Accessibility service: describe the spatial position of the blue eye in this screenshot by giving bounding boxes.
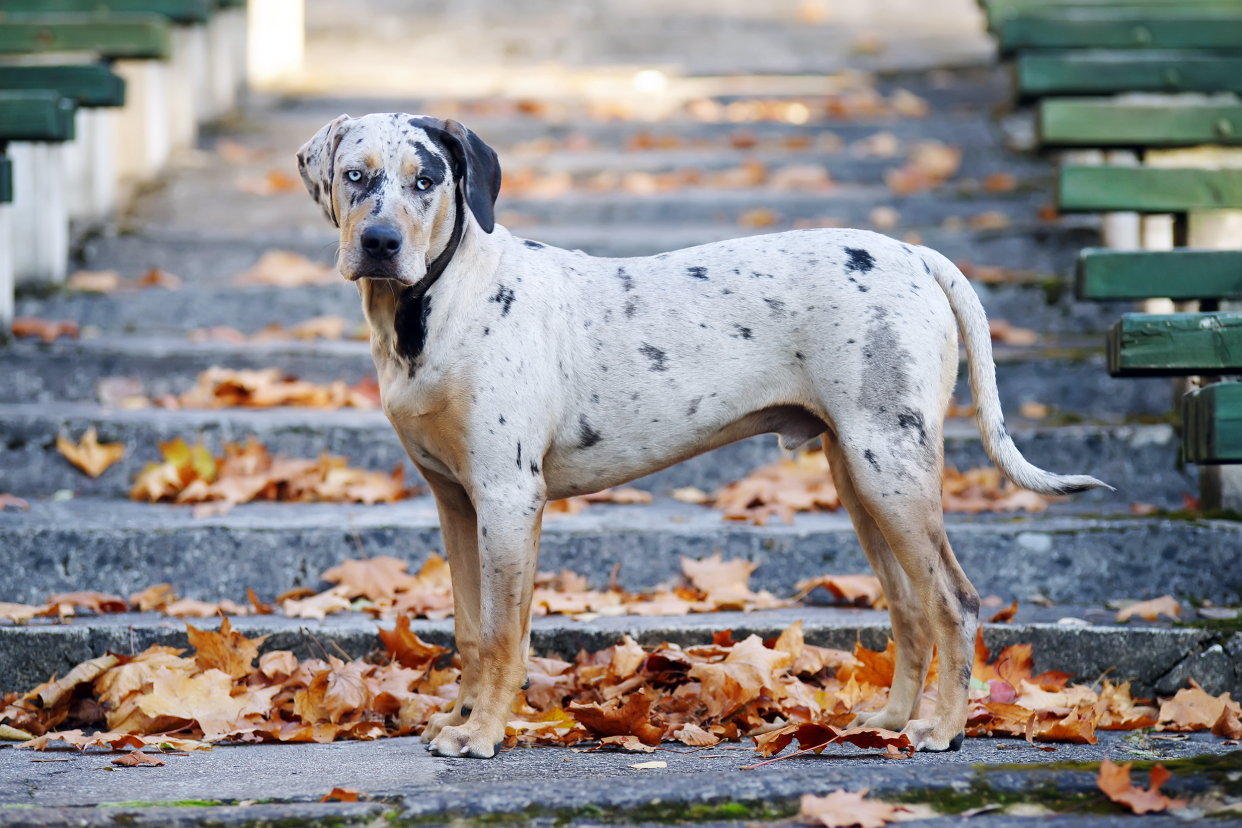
[416,177,433,191]
[346,170,362,182]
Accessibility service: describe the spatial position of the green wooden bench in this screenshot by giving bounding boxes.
[0,155,11,204]
[1039,97,1242,146]
[1185,382,1242,463]
[0,0,211,24]
[0,90,77,142]
[1058,165,1242,212]
[1077,249,1242,301]
[0,64,125,108]
[996,8,1242,55]
[1017,50,1242,98]
[0,13,172,60]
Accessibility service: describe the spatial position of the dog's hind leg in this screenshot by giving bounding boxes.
[419,467,484,745]
[822,431,933,732]
[828,426,980,752]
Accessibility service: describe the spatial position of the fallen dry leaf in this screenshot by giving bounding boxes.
[234,251,340,288]
[186,617,266,679]
[989,319,1039,347]
[1117,596,1181,623]
[799,788,911,827]
[794,575,885,609]
[172,367,378,411]
[10,317,79,343]
[56,428,125,478]
[1157,680,1241,732]
[111,748,166,767]
[1097,757,1184,814]
[989,600,1019,623]
[0,494,29,511]
[629,760,666,770]
[320,787,364,802]
[0,602,42,624]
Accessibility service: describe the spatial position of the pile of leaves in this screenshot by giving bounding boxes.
[67,268,182,293]
[669,450,1057,526]
[129,437,416,516]
[162,368,380,411]
[5,618,1239,756]
[188,315,367,344]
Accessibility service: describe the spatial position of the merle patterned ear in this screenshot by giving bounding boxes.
[408,116,502,234]
[296,114,351,226]
[441,119,501,234]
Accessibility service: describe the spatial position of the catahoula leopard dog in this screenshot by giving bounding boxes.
[297,113,1108,758]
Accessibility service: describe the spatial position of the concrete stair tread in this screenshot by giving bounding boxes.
[2,494,1237,610]
[0,602,1233,699]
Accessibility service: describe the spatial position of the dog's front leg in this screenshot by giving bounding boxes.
[419,467,483,745]
[426,492,542,759]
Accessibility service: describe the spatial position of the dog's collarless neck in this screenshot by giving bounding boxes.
[392,187,465,370]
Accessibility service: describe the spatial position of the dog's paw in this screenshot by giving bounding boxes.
[423,708,465,745]
[427,723,503,759]
[901,719,965,752]
[848,707,910,732]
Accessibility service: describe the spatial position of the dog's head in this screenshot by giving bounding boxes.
[296,113,501,287]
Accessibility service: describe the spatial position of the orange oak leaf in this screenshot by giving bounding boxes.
[320,788,364,802]
[378,615,450,669]
[56,428,125,478]
[569,691,664,746]
[1097,757,1184,814]
[800,788,911,828]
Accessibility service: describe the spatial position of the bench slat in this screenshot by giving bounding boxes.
[1184,382,1242,464]
[1077,249,1242,301]
[1018,51,1242,97]
[998,9,1242,54]
[0,90,76,141]
[1108,312,1242,376]
[1058,165,1242,211]
[0,155,11,204]
[0,14,171,60]
[0,64,124,108]
[0,1,211,24]
[1040,98,1242,146]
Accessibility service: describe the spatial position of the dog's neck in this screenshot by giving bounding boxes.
[359,189,493,378]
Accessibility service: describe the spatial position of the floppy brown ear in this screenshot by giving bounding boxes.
[296,114,351,227]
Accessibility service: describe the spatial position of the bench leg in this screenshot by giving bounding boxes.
[9,142,69,286]
[168,25,204,152]
[63,110,116,223]
[0,204,13,326]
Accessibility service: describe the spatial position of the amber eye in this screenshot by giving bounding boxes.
[346,170,363,182]
[415,177,433,191]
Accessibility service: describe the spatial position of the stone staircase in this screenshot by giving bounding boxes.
[3,56,1240,705]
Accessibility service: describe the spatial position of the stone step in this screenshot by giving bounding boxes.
[0,334,1174,419]
[1,496,1234,611]
[1,605,1234,700]
[0,732,1236,828]
[0,403,1191,503]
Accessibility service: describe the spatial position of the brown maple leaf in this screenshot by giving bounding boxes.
[320,787,364,802]
[794,574,885,608]
[111,748,166,767]
[1116,596,1180,623]
[569,691,664,746]
[56,428,125,478]
[296,659,374,724]
[186,617,267,679]
[11,317,79,343]
[129,584,176,612]
[988,600,1018,623]
[689,635,793,718]
[45,591,128,616]
[136,667,279,740]
[322,556,420,601]
[1097,756,1184,814]
[1157,680,1241,732]
[799,788,911,827]
[378,616,450,670]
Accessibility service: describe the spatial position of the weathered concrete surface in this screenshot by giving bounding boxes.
[1,607,1235,699]
[2,496,1238,608]
[0,404,1195,504]
[1,335,1174,419]
[0,732,1237,827]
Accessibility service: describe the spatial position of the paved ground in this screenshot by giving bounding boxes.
[2,732,1240,826]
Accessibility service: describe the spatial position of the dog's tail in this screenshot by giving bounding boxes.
[925,249,1112,496]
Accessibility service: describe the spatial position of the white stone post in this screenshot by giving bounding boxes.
[0,204,14,326]
[248,0,303,91]
[113,59,171,191]
[9,142,69,286]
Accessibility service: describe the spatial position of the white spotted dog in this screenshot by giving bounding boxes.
[297,113,1110,759]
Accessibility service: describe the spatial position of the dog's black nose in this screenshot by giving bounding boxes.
[361,225,402,259]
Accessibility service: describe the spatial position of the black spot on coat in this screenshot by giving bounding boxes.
[616,267,634,292]
[523,239,545,249]
[686,266,708,280]
[863,449,880,471]
[578,415,602,448]
[639,343,668,371]
[490,285,516,315]
[844,247,876,273]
